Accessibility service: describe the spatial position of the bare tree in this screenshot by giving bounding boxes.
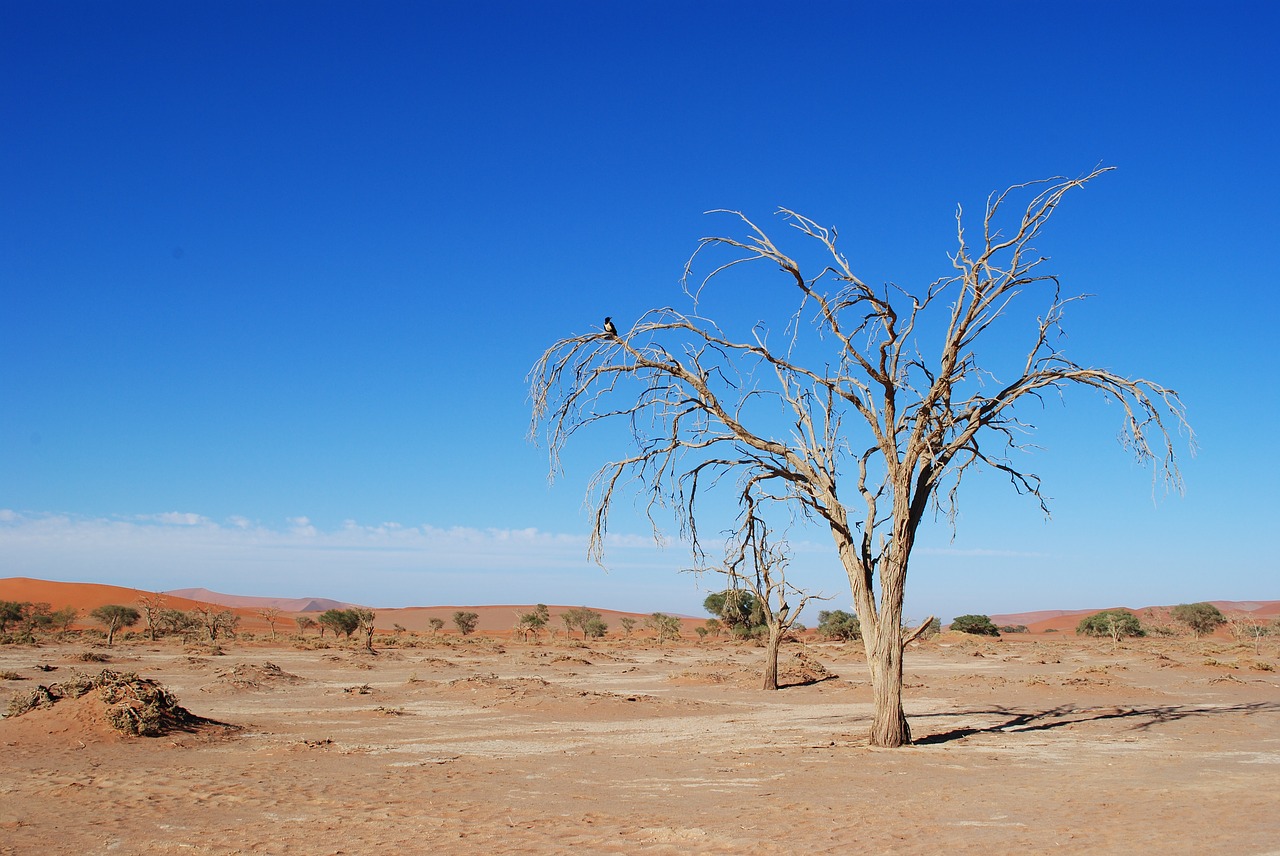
[257,607,283,641]
[530,168,1191,747]
[135,592,168,642]
[191,606,240,643]
[1226,612,1272,656]
[693,498,830,690]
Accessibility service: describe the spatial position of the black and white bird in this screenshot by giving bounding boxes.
[603,316,618,337]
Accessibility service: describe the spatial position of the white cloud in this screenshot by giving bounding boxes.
[139,511,210,526]
[0,510,687,608]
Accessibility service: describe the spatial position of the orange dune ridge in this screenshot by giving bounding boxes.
[7,577,1273,639]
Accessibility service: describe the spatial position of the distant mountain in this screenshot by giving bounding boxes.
[164,588,359,613]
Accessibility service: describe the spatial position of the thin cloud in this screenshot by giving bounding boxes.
[0,509,679,599]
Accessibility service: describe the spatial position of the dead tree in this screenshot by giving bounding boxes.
[529,168,1191,747]
[257,607,282,641]
[699,495,825,690]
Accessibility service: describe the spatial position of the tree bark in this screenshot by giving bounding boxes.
[866,628,910,746]
[762,624,783,691]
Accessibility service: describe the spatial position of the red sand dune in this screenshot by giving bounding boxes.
[0,578,703,637]
[164,587,356,614]
[6,577,1274,639]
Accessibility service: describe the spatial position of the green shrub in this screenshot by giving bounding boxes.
[816,610,861,641]
[949,615,1000,636]
[1171,602,1227,637]
[1076,610,1143,640]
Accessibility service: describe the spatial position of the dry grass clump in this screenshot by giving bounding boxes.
[6,668,206,736]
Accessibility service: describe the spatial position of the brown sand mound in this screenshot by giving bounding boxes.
[4,669,220,738]
[203,662,304,693]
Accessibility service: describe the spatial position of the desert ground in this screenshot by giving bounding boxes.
[2,630,1278,855]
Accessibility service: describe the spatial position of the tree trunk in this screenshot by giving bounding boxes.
[867,629,910,746]
[864,553,912,747]
[762,624,783,690]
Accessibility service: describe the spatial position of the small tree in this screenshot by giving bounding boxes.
[516,604,550,641]
[351,608,376,652]
[0,601,26,633]
[949,615,1000,637]
[14,602,53,639]
[428,617,445,635]
[1226,613,1273,656]
[157,608,200,640]
[1171,602,1226,638]
[49,605,79,633]
[90,605,141,647]
[645,613,681,644]
[192,607,240,642]
[257,607,283,641]
[562,606,606,641]
[695,503,828,690]
[1076,609,1143,647]
[295,616,318,636]
[619,616,637,638]
[703,590,759,633]
[135,593,168,641]
[817,610,862,641]
[318,609,360,639]
[453,611,479,636]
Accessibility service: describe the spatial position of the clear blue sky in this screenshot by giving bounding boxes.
[2,2,1276,622]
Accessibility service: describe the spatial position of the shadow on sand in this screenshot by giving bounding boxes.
[913,701,1280,745]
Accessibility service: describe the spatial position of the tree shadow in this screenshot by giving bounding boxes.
[779,673,841,689]
[913,701,1280,745]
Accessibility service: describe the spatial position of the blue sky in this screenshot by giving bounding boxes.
[2,2,1276,622]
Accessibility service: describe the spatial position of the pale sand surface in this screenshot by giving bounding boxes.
[3,635,1278,855]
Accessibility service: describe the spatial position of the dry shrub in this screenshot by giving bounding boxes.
[6,669,206,736]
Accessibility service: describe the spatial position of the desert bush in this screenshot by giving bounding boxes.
[1076,610,1143,641]
[1,670,26,680]
[318,609,361,639]
[703,590,760,632]
[949,615,1000,636]
[1171,602,1227,638]
[816,610,861,641]
[999,624,1029,634]
[452,611,479,636]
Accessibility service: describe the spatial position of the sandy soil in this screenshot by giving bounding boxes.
[2,634,1278,855]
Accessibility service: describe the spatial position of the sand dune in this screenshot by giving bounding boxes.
[5,577,1274,640]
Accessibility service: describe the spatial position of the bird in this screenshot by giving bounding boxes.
[603,316,618,337]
